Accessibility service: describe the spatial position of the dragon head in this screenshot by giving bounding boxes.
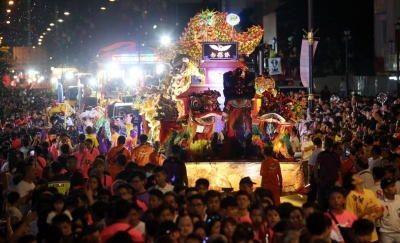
[189,89,221,126]
[154,96,179,121]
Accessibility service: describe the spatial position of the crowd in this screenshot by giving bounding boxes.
[0,83,400,243]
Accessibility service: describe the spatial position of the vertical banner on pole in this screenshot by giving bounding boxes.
[268,58,282,75]
[300,40,318,87]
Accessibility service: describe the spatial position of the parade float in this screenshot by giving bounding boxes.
[145,10,305,192]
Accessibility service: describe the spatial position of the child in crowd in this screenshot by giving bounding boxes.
[46,193,72,224]
[7,191,22,227]
[148,166,174,194]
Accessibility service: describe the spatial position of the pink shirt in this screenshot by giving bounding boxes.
[101,222,144,243]
[239,215,252,224]
[49,144,59,160]
[325,210,357,243]
[73,151,94,179]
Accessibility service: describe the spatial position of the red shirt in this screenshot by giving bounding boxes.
[73,151,94,179]
[36,157,47,177]
[260,157,282,189]
[12,139,21,149]
[101,223,144,243]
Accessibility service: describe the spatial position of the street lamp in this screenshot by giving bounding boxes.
[344,30,351,96]
[396,19,400,97]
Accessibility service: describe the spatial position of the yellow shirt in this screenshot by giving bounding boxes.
[85,134,99,148]
[345,189,382,242]
[111,133,120,147]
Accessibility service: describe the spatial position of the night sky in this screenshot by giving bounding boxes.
[0,0,375,75]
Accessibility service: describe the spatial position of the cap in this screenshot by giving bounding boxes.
[239,176,256,185]
[381,178,396,190]
[158,220,180,235]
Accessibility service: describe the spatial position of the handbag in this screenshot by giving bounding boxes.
[328,210,354,243]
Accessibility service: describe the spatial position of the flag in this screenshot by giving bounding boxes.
[300,39,318,88]
[268,58,282,75]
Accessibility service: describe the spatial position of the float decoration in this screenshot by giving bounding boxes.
[155,9,264,61]
[173,89,222,160]
[153,96,180,146]
[221,67,256,159]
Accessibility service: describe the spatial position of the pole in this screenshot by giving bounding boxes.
[397,27,400,97]
[345,36,349,96]
[308,0,314,110]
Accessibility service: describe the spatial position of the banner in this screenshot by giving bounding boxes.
[268,58,282,75]
[300,39,318,88]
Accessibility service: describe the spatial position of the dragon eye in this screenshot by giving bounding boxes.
[189,96,202,110]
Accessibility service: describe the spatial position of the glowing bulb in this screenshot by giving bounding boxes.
[49,23,54,26]
[100,7,106,10]
[40,35,43,38]
[6,9,11,13]
[47,28,51,31]
[58,19,63,22]
[8,1,13,5]
[64,12,70,16]
[6,20,10,24]
[153,25,157,29]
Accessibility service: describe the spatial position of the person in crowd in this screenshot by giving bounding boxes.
[220,196,238,220]
[106,136,131,180]
[85,126,99,148]
[148,166,174,194]
[314,137,341,210]
[351,219,375,243]
[16,164,36,215]
[149,141,165,166]
[110,125,120,148]
[187,194,207,222]
[355,156,374,189]
[86,138,100,159]
[73,141,94,179]
[307,137,323,202]
[131,134,153,166]
[260,146,282,205]
[378,177,400,242]
[342,171,383,242]
[162,145,188,186]
[100,199,144,242]
[195,178,209,196]
[370,166,384,198]
[131,170,149,206]
[7,191,22,227]
[239,176,256,197]
[92,158,113,190]
[235,190,252,224]
[325,187,357,242]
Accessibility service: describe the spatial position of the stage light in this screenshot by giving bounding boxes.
[109,0,115,1]
[47,28,51,31]
[100,7,106,10]
[43,32,46,35]
[40,36,43,38]
[160,36,171,45]
[64,12,70,16]
[156,64,164,74]
[130,67,142,78]
[65,72,74,80]
[8,1,13,5]
[38,43,42,45]
[6,9,11,13]
[153,25,157,29]
[6,21,10,24]
[51,77,58,83]
[107,64,121,77]
[38,38,42,41]
[58,19,63,23]
[90,79,97,86]
[49,23,54,26]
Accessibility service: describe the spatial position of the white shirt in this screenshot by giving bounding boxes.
[301,141,314,160]
[379,195,400,233]
[368,157,382,171]
[16,180,35,215]
[369,181,383,199]
[308,148,324,167]
[134,221,145,236]
[148,183,174,194]
[46,210,72,224]
[358,170,374,189]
